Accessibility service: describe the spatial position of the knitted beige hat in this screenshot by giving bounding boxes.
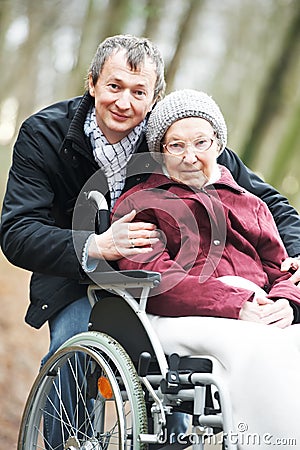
[146,89,227,160]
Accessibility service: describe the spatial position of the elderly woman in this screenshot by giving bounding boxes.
[112,89,300,449]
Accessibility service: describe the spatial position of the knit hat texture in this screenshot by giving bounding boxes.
[146,89,227,159]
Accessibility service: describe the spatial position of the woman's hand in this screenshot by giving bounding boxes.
[88,209,160,261]
[281,257,300,284]
[258,298,294,328]
[239,297,294,328]
[239,296,273,323]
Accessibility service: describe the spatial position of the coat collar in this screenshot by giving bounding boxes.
[67,92,93,146]
[59,92,95,163]
[135,166,246,228]
[141,165,245,195]
[208,166,245,193]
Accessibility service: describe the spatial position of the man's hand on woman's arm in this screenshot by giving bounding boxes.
[88,209,159,261]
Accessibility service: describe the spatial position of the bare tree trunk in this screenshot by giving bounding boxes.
[240,0,300,168]
[142,0,166,39]
[0,1,17,101]
[268,95,300,188]
[102,0,133,37]
[10,0,59,133]
[165,0,205,92]
[64,0,135,97]
[0,0,11,66]
[63,0,107,97]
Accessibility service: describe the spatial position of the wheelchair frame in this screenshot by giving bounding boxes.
[18,270,236,450]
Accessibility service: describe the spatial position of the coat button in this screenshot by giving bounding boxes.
[64,148,68,154]
[213,239,221,246]
[145,163,150,168]
[136,177,141,182]
[41,304,48,310]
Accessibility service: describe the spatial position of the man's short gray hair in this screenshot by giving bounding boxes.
[86,34,166,101]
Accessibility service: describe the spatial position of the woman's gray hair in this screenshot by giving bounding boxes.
[86,34,166,101]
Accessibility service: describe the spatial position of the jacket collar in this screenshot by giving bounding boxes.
[141,165,245,195]
[62,92,95,161]
[67,92,93,144]
[209,166,245,193]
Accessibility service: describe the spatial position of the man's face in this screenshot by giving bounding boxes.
[89,50,157,144]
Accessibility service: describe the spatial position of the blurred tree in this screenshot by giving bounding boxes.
[15,1,60,125]
[101,0,133,37]
[165,0,205,92]
[0,0,61,137]
[0,0,10,64]
[63,0,106,96]
[241,0,300,171]
[142,0,166,38]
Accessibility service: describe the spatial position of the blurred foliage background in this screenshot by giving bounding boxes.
[0,0,299,446]
[0,0,300,211]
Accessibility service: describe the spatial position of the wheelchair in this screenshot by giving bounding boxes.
[18,192,237,450]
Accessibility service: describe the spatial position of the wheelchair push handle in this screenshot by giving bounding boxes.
[87,190,108,210]
[87,190,110,234]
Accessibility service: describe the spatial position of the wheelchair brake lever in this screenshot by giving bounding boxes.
[138,352,151,377]
[139,376,170,445]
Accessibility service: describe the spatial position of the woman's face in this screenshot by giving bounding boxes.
[162,117,220,189]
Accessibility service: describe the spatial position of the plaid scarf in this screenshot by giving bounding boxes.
[84,107,146,208]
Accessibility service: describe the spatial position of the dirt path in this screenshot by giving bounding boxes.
[0,250,49,447]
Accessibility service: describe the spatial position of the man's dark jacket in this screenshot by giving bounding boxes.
[1,93,300,329]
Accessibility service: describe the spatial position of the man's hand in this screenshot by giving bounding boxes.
[239,297,294,328]
[89,209,160,261]
[281,257,300,284]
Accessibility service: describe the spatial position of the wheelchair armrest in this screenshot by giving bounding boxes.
[86,269,161,289]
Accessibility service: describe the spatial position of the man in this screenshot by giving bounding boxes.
[1,35,300,447]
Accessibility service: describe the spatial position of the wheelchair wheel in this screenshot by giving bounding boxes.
[18,331,148,450]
